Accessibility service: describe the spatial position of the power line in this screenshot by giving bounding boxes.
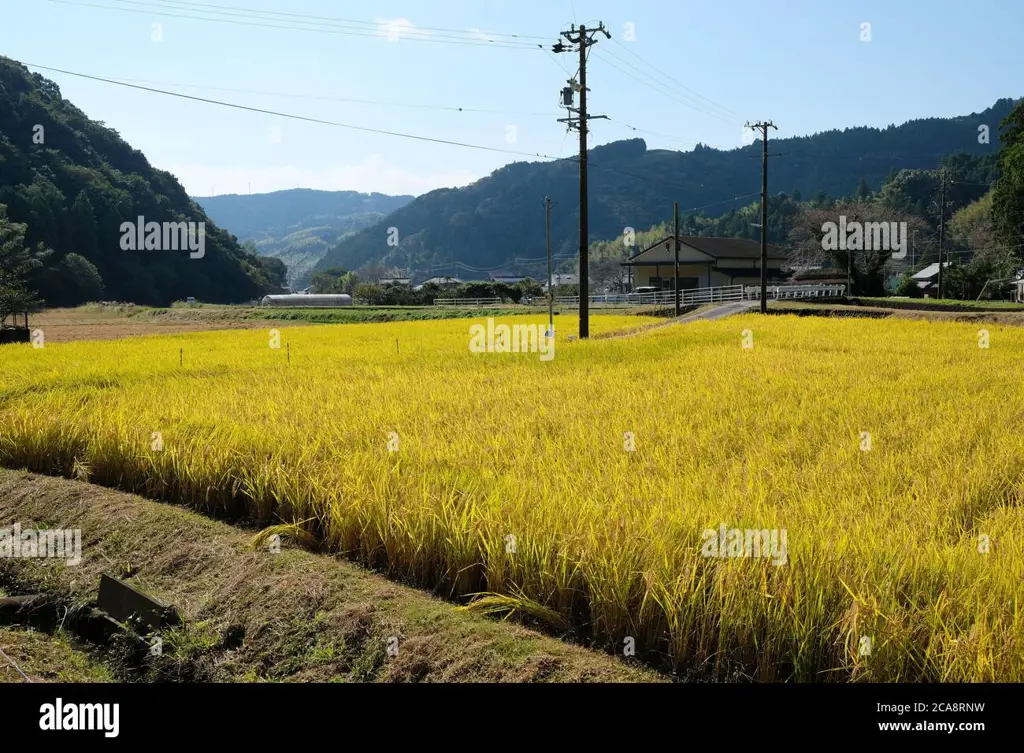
[46,0,545,49]
[592,47,743,126]
[24,63,563,160]
[142,0,552,41]
[610,37,747,122]
[45,71,562,118]
[37,63,762,220]
[604,117,694,146]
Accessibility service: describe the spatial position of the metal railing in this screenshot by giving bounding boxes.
[744,284,846,300]
[433,284,846,308]
[433,297,503,307]
[554,285,746,307]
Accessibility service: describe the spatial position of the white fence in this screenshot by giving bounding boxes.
[432,284,845,308]
[744,284,847,300]
[554,285,745,307]
[553,283,845,307]
[433,297,503,307]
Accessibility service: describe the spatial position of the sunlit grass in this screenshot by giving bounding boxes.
[1,312,1022,681]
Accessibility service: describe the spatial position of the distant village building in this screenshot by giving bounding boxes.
[621,236,788,291]
[414,276,462,291]
[544,273,579,290]
[378,277,412,286]
[489,272,528,285]
[1014,272,1024,303]
[910,262,950,297]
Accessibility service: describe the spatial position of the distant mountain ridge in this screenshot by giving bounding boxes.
[195,189,413,286]
[316,98,1015,278]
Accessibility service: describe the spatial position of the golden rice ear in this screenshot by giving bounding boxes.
[72,457,92,482]
[461,590,571,632]
[251,520,318,552]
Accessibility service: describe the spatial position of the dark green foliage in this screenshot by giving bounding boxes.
[0,203,48,318]
[992,99,1024,248]
[46,252,105,307]
[0,57,286,306]
[893,272,923,298]
[310,267,359,294]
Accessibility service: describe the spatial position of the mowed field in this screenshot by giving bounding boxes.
[2,312,1023,681]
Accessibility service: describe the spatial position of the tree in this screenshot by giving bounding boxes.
[310,267,359,294]
[950,192,996,253]
[47,253,105,307]
[854,176,872,201]
[69,190,99,259]
[0,204,50,319]
[514,277,544,299]
[991,99,1024,252]
[788,200,929,295]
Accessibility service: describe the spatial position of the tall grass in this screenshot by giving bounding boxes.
[1,313,1022,680]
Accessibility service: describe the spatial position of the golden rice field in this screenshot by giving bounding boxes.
[1,312,1023,681]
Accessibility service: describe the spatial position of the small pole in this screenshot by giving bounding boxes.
[673,200,680,316]
[179,347,182,366]
[396,338,399,354]
[287,342,290,363]
[545,196,554,337]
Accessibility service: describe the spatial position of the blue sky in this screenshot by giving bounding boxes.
[3,0,1020,197]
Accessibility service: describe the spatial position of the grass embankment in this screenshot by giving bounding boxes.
[0,470,658,683]
[2,314,1022,681]
[852,297,1024,312]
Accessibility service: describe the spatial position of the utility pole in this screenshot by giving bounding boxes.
[544,196,554,338]
[746,121,777,313]
[937,169,948,300]
[673,201,681,316]
[555,23,610,339]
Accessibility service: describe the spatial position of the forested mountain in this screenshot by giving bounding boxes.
[0,57,285,307]
[318,98,1016,277]
[195,189,413,287]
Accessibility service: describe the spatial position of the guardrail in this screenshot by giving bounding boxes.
[554,285,745,307]
[745,284,846,300]
[433,297,504,307]
[433,284,846,308]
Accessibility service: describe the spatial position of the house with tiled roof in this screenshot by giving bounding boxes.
[621,235,789,291]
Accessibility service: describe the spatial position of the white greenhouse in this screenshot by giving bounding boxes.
[260,294,353,307]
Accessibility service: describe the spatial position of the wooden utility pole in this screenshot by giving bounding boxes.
[673,201,681,316]
[746,120,777,313]
[555,23,610,339]
[937,169,948,300]
[544,196,554,338]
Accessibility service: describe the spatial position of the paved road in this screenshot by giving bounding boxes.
[674,300,760,323]
[592,301,760,341]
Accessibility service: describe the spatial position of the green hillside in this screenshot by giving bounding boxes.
[0,56,286,307]
[318,99,1014,277]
